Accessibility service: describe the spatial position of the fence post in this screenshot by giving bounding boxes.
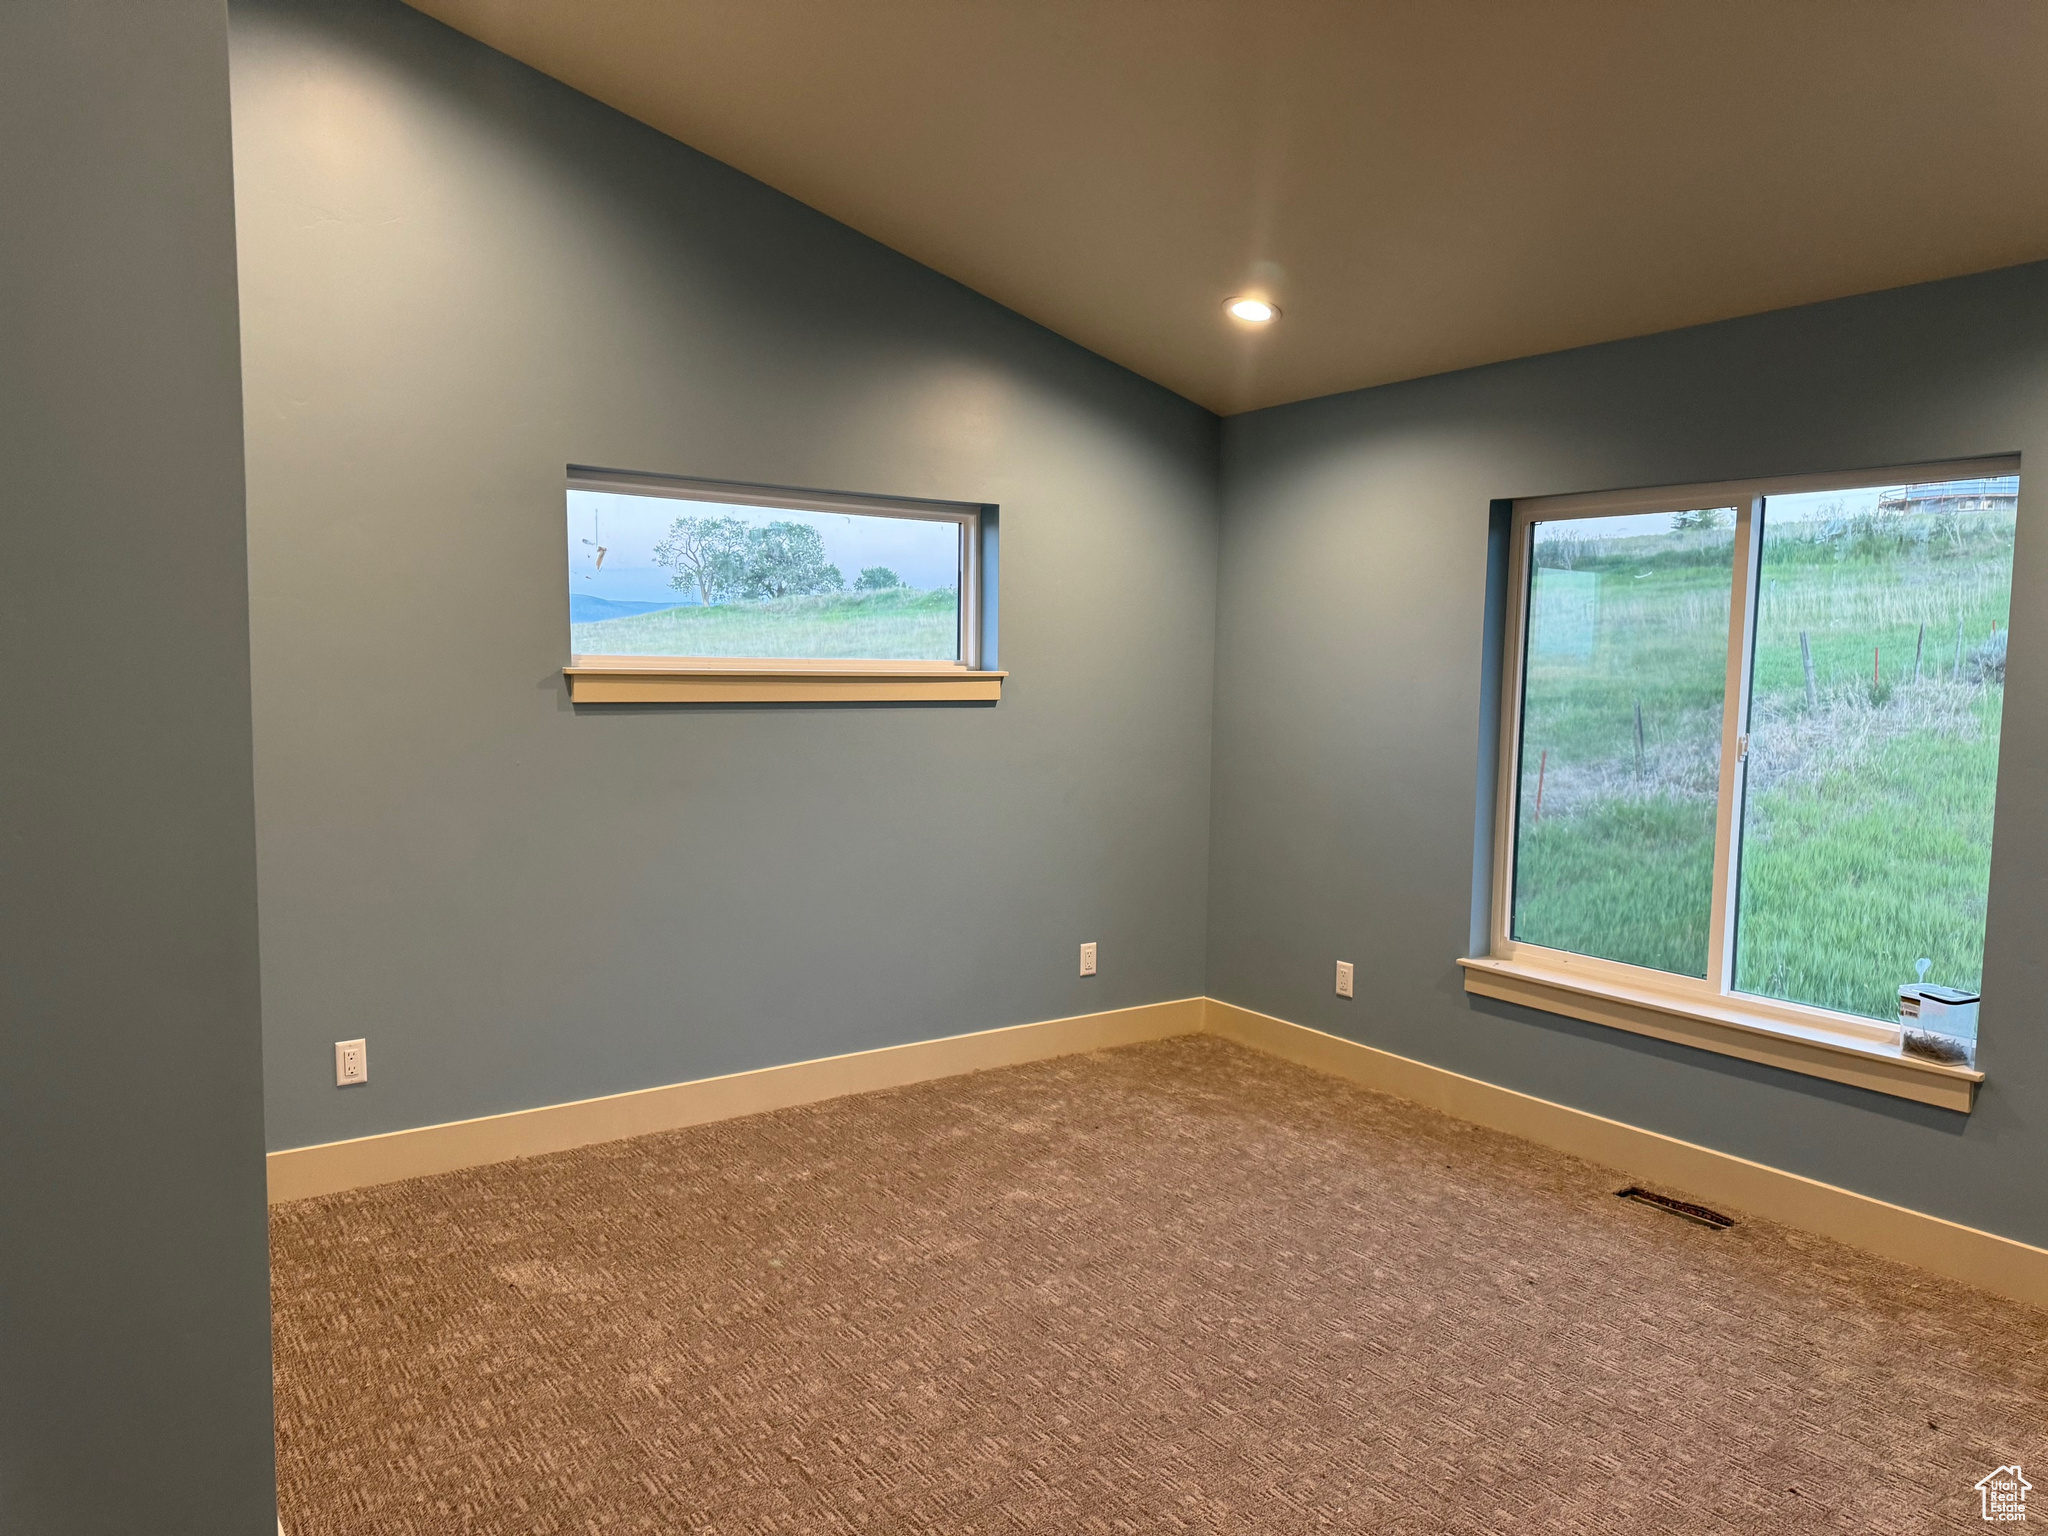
[1800,631,1817,710]
[1913,622,1924,684]
[1633,700,1644,780]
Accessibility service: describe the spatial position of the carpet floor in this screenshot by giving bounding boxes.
[272,1036,2048,1533]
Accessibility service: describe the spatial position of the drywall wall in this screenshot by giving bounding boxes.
[1210,261,2048,1246]
[231,0,1219,1152]
[0,3,277,1531]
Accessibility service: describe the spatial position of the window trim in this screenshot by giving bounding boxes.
[1475,456,2016,1110]
[564,468,998,702]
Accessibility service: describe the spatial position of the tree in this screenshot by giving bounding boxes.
[1670,507,1730,533]
[742,520,842,599]
[652,515,748,605]
[854,566,902,591]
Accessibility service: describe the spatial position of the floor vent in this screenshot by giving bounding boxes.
[1616,1186,1734,1230]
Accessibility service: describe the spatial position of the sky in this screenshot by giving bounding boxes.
[566,489,963,605]
[1537,510,1717,543]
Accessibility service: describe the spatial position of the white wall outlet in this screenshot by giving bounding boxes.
[1079,941,1098,977]
[1335,961,1355,999]
[335,1038,368,1087]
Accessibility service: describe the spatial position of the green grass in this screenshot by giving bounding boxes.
[1513,795,1718,976]
[1736,714,2001,1020]
[1751,551,2012,705]
[1522,560,1734,766]
[571,586,960,661]
[1511,512,2013,1020]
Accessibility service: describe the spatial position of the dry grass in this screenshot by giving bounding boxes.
[1747,676,1999,798]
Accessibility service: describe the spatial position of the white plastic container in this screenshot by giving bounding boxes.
[1898,984,1980,1067]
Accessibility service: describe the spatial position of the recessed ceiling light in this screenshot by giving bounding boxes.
[1225,296,1279,325]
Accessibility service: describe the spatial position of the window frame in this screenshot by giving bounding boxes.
[1468,455,2016,1110]
[562,468,1000,704]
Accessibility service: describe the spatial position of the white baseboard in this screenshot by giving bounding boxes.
[266,992,2048,1312]
[1205,998,2048,1312]
[265,997,1206,1203]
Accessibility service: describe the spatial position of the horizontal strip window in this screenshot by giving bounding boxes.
[1475,456,2017,1109]
[564,468,995,703]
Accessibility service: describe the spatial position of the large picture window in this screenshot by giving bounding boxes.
[1473,459,2018,1106]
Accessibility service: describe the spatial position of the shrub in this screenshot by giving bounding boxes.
[1966,628,2007,685]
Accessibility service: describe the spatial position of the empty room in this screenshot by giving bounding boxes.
[12,1,2048,1531]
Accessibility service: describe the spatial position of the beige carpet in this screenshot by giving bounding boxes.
[272,1036,2048,1533]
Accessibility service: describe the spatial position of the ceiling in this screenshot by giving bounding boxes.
[406,0,2048,415]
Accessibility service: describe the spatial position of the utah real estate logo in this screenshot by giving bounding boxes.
[1977,1464,2031,1522]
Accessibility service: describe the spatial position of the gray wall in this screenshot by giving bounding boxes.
[0,3,277,1532]
[231,0,1220,1152]
[1211,261,2048,1246]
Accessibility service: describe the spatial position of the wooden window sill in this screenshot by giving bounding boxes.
[1459,955,1981,1112]
[564,661,1005,704]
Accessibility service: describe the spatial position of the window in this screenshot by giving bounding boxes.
[562,470,998,703]
[1467,459,2018,1110]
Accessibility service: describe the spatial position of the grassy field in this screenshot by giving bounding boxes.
[571,586,961,661]
[1512,510,2012,1020]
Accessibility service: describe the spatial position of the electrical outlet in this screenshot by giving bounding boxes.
[335,1038,368,1087]
[1079,941,1098,977]
[1335,961,1354,998]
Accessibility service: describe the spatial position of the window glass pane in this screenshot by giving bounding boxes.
[1734,475,2017,1026]
[567,487,963,661]
[1512,510,1736,975]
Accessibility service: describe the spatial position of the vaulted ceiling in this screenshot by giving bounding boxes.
[407,0,2048,414]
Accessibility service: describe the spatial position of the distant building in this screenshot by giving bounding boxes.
[1877,478,2018,517]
